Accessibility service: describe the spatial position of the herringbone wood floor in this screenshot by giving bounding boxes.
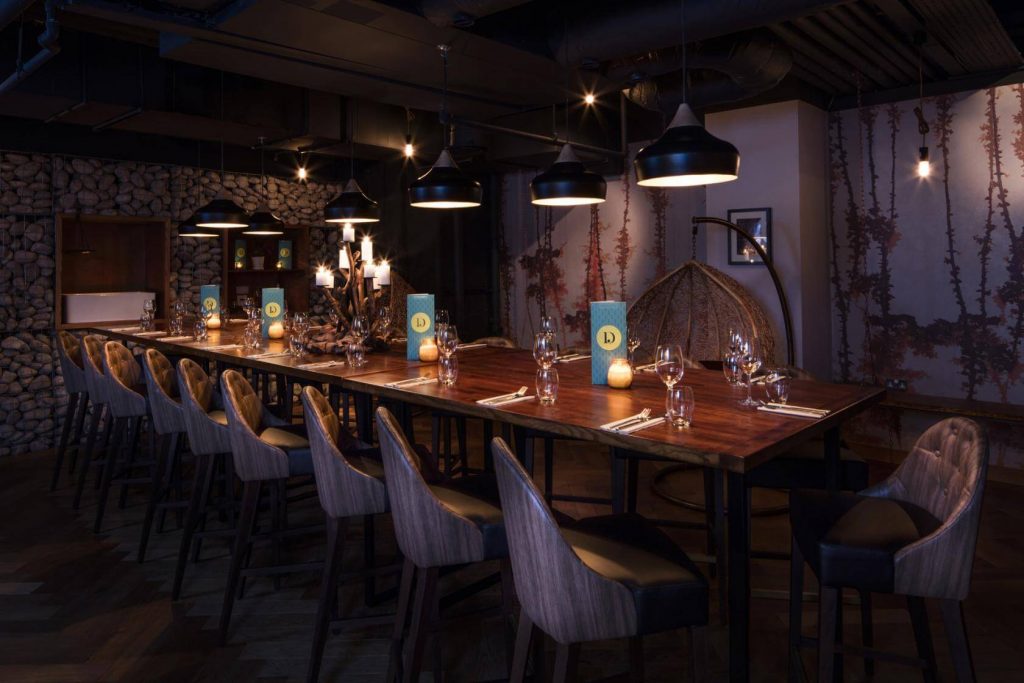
[1,416,1022,682]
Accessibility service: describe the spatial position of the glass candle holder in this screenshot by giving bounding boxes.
[419,338,439,362]
[607,358,634,389]
[667,385,694,429]
[536,368,559,405]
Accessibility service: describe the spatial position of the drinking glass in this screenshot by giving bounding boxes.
[243,325,261,351]
[351,314,369,343]
[627,332,641,369]
[667,385,695,429]
[346,341,366,367]
[727,328,744,354]
[437,324,459,359]
[722,352,742,385]
[193,313,208,342]
[738,339,763,407]
[655,344,686,418]
[376,305,392,337]
[766,369,791,405]
[533,332,557,369]
[539,315,557,337]
[435,309,450,332]
[535,368,559,405]
[289,333,305,358]
[438,354,459,387]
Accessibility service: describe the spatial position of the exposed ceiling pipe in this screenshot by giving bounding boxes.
[0,0,60,96]
[550,0,852,68]
[0,0,37,32]
[420,0,529,27]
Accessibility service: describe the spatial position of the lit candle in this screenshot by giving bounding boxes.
[268,320,285,339]
[373,277,381,291]
[342,223,355,243]
[607,358,634,389]
[315,266,334,288]
[207,313,221,330]
[276,260,283,270]
[419,338,439,362]
[338,248,350,270]
[361,236,373,263]
[363,260,376,278]
[377,259,391,286]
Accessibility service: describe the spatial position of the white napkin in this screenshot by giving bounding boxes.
[757,404,825,419]
[556,353,591,364]
[109,326,141,332]
[246,351,292,360]
[478,394,533,406]
[457,342,488,351]
[201,343,242,351]
[135,330,166,337]
[156,335,193,342]
[386,376,434,388]
[600,415,666,434]
[298,360,342,370]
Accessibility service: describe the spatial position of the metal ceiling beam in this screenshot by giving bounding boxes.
[813,10,916,83]
[841,4,936,81]
[790,16,898,89]
[769,23,860,89]
[872,0,966,76]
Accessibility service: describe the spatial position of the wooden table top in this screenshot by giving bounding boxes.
[86,324,885,474]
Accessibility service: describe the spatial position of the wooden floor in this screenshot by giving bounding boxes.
[1,417,1022,682]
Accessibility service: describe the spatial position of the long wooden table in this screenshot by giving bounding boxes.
[87,323,885,682]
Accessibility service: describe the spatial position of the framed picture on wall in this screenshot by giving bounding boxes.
[727,207,772,266]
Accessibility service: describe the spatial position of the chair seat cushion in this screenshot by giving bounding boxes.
[208,409,228,426]
[748,442,868,491]
[562,514,708,634]
[430,474,507,560]
[791,490,942,592]
[259,424,314,477]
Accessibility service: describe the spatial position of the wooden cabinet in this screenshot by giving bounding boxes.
[56,214,170,328]
[221,226,310,315]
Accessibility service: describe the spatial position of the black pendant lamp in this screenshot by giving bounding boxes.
[245,139,285,235]
[408,45,482,209]
[196,72,250,228]
[179,219,219,239]
[531,144,606,206]
[325,178,380,223]
[633,2,739,188]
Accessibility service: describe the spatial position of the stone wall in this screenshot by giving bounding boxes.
[0,150,342,456]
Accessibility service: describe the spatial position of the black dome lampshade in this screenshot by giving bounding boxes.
[634,103,740,188]
[194,194,250,228]
[408,149,482,209]
[178,216,219,238]
[324,179,380,223]
[244,207,285,235]
[530,144,607,207]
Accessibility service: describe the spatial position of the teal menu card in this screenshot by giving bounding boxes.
[277,240,293,269]
[200,285,220,317]
[406,294,435,360]
[590,300,627,384]
[261,287,285,338]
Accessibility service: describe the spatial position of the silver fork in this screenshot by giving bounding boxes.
[612,408,652,430]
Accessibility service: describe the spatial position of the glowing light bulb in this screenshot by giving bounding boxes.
[917,146,930,178]
[584,93,596,105]
[297,166,308,181]
[404,142,415,158]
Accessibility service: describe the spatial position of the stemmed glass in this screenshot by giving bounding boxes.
[140,299,155,331]
[655,344,685,417]
[533,332,557,369]
[627,332,641,369]
[738,338,763,407]
[437,324,459,359]
[539,315,557,337]
[376,305,392,338]
[351,314,369,342]
[435,309,450,332]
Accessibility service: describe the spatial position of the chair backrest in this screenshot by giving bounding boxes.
[143,348,183,435]
[491,437,637,643]
[375,406,486,568]
[57,331,87,394]
[80,334,108,403]
[176,358,230,455]
[102,341,146,417]
[864,417,989,600]
[301,386,387,518]
[220,369,289,481]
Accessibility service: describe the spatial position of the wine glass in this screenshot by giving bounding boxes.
[435,308,450,332]
[351,314,369,343]
[655,344,685,417]
[437,324,459,358]
[539,315,557,337]
[722,352,741,385]
[728,328,744,354]
[738,338,763,407]
[533,332,557,369]
[627,332,641,369]
[376,305,392,337]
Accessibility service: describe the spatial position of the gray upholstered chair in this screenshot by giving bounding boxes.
[789,417,988,682]
[136,348,188,563]
[218,368,313,643]
[93,341,151,533]
[301,386,390,683]
[72,334,112,511]
[376,406,511,682]
[492,437,709,682]
[52,331,90,491]
[172,357,232,600]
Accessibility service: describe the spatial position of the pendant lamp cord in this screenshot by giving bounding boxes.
[914,42,929,145]
[563,13,570,143]
[439,44,451,149]
[219,71,225,175]
[680,0,688,104]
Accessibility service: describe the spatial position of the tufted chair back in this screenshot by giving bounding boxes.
[301,386,387,519]
[176,358,230,455]
[81,335,108,404]
[220,369,289,482]
[57,331,87,394]
[143,349,184,435]
[492,437,637,643]
[862,417,988,600]
[375,407,488,568]
[102,341,147,418]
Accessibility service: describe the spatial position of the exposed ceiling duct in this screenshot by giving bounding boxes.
[420,0,529,27]
[0,0,60,96]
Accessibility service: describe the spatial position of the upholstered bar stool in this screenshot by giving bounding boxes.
[73,335,113,511]
[136,348,189,562]
[301,386,394,683]
[94,341,153,533]
[789,417,988,682]
[51,331,90,491]
[218,368,317,643]
[492,437,709,682]
[376,407,513,683]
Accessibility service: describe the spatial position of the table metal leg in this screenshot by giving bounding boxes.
[727,470,751,683]
[824,426,840,492]
[355,393,374,442]
[611,449,626,514]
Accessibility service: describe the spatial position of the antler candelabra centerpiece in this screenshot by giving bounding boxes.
[315,229,394,349]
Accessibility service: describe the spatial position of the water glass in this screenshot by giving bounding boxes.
[193,316,208,342]
[243,325,261,351]
[437,324,459,358]
[289,333,305,358]
[666,385,694,428]
[722,352,741,384]
[533,332,557,369]
[536,368,559,405]
[346,342,366,367]
[438,354,459,387]
[766,369,791,404]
